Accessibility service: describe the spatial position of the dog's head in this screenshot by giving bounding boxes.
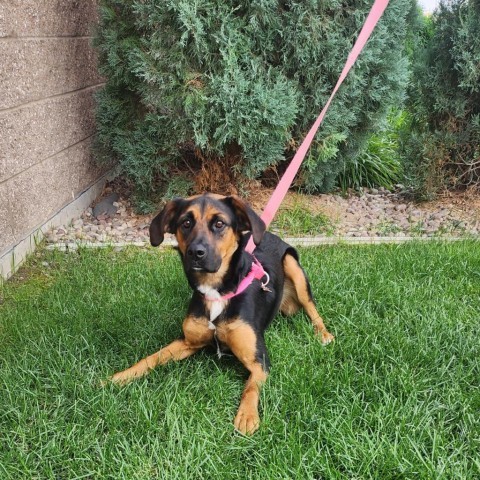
[149,194,265,277]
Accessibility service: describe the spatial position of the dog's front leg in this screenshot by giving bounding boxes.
[234,362,268,435]
[218,319,269,435]
[109,315,214,385]
[108,338,199,385]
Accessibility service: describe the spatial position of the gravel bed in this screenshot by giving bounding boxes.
[327,188,478,237]
[44,187,479,247]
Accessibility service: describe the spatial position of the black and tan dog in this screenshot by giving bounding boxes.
[109,193,334,435]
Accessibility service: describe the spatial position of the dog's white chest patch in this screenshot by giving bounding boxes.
[197,285,226,326]
[197,285,229,359]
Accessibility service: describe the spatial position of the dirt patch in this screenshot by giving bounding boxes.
[415,189,480,223]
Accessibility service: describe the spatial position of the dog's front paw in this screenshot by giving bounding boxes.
[106,369,137,386]
[234,407,260,436]
[317,329,335,345]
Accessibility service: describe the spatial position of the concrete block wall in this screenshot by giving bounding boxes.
[0,1,107,279]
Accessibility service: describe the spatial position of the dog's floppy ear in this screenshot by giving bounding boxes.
[223,195,266,246]
[149,198,184,247]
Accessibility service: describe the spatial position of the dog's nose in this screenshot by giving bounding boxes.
[187,244,207,259]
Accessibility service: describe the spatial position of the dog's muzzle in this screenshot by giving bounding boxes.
[185,242,221,273]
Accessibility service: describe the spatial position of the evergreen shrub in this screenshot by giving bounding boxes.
[94,0,414,206]
[402,0,480,198]
[337,109,405,191]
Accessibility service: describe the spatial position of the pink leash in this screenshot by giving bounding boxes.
[208,0,390,302]
[245,0,390,254]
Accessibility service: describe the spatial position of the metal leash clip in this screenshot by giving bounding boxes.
[261,271,272,292]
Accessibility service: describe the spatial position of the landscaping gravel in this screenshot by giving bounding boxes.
[44,187,479,247]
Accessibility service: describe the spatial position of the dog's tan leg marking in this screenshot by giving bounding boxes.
[109,316,214,385]
[280,276,301,316]
[283,254,334,345]
[217,320,268,435]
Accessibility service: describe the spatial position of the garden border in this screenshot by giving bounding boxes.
[0,168,116,281]
[43,235,478,252]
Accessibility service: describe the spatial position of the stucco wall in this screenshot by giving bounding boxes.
[0,1,105,271]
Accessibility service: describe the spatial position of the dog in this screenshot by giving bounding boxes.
[109,193,334,435]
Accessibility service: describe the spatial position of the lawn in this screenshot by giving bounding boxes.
[0,241,479,479]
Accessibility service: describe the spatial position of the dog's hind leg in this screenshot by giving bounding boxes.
[282,253,334,345]
[108,315,214,385]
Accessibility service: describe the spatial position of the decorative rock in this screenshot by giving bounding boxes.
[43,188,478,248]
[93,193,120,218]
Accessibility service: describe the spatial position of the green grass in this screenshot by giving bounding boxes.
[271,203,335,236]
[1,242,479,479]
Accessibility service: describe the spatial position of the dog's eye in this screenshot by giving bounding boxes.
[214,220,225,229]
[182,219,192,229]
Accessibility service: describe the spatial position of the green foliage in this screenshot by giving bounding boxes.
[337,110,405,191]
[95,0,415,202]
[271,202,335,236]
[131,175,194,214]
[402,0,480,197]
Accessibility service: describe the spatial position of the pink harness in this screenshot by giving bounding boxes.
[205,256,270,302]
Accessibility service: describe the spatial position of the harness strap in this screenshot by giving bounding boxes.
[204,256,269,302]
[201,256,270,358]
